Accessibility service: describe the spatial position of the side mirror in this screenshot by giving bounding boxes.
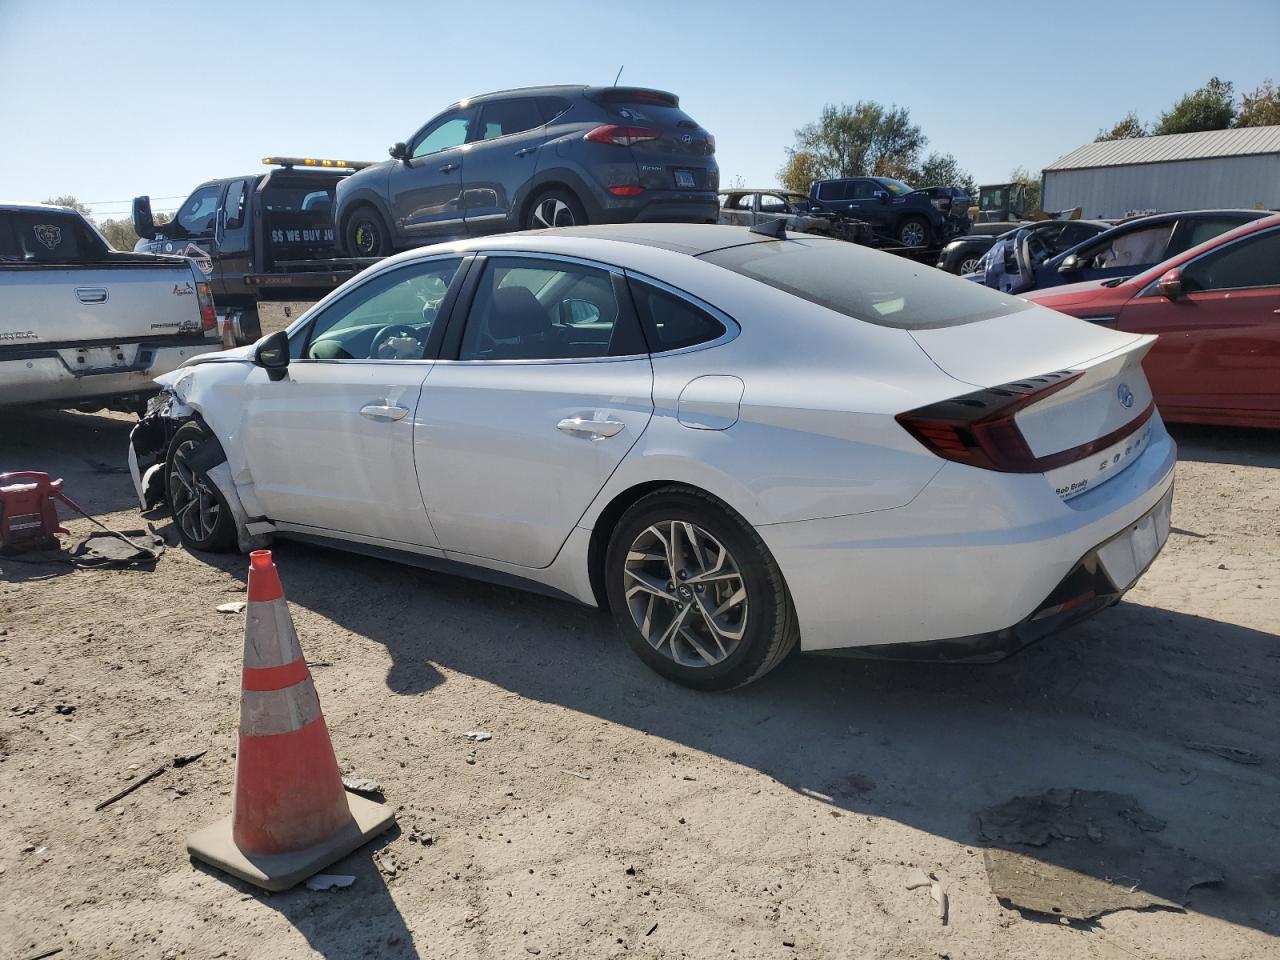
[254,330,291,381]
[1156,267,1183,300]
[1058,253,1083,273]
[132,196,156,240]
[872,190,888,202]
[389,142,407,161]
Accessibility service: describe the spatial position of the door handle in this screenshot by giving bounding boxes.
[557,417,625,439]
[75,287,108,304]
[439,162,459,173]
[360,404,409,422]
[514,147,534,157]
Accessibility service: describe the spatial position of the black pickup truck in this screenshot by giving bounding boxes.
[132,158,376,343]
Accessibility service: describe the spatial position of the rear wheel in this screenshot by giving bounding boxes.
[344,206,391,257]
[896,216,928,247]
[605,487,799,690]
[957,253,984,274]
[165,422,236,553]
[525,188,586,230]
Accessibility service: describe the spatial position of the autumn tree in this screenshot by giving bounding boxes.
[1152,77,1236,135]
[781,102,926,184]
[1095,112,1147,141]
[916,152,976,195]
[1237,79,1280,127]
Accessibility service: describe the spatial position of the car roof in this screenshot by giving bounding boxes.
[0,201,84,215]
[721,188,806,196]
[511,223,782,256]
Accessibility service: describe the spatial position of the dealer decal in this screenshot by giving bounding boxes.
[33,224,62,250]
[0,330,38,341]
[173,282,194,296]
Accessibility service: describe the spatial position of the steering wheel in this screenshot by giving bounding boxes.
[369,323,423,360]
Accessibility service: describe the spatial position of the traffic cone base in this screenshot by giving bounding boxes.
[187,792,395,892]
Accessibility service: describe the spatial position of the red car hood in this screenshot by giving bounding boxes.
[1023,278,1127,310]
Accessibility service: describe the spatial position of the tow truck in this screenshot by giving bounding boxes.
[132,157,378,345]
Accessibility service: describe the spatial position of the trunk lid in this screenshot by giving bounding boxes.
[910,305,1158,497]
[589,88,716,192]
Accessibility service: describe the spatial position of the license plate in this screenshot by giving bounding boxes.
[1097,484,1173,590]
[674,169,696,189]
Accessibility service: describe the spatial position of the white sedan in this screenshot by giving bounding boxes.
[129,224,1175,689]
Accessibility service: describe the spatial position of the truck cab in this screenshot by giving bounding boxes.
[133,159,375,343]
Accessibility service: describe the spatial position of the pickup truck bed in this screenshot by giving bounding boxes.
[1,204,221,411]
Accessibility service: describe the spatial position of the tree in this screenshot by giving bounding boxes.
[1152,77,1236,135]
[1237,79,1280,127]
[783,102,926,183]
[915,152,976,195]
[1008,166,1041,216]
[1095,112,1147,141]
[777,149,823,194]
[43,195,93,217]
[98,218,141,251]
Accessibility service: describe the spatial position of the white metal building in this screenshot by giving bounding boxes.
[1041,126,1280,218]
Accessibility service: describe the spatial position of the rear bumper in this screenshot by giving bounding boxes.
[757,414,1177,653]
[0,338,220,407]
[587,190,719,225]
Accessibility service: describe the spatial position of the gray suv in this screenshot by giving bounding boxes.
[335,85,719,256]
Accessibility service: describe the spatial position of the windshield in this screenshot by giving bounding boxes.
[700,237,1032,330]
[875,178,914,196]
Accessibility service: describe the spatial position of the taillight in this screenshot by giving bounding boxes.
[706,134,715,155]
[607,185,645,197]
[896,371,1083,473]
[584,125,659,147]
[195,281,216,333]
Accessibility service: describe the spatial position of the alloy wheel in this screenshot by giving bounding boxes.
[959,255,982,274]
[623,521,748,669]
[900,221,926,246]
[169,440,222,544]
[531,198,576,229]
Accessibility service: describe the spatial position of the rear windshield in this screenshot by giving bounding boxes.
[699,238,1033,330]
[0,211,108,262]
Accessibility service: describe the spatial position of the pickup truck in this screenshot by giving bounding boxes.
[808,176,971,247]
[132,158,377,345]
[1,202,220,412]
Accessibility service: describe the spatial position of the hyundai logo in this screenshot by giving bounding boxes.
[680,133,693,144]
[1117,383,1135,408]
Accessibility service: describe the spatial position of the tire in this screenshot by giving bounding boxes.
[525,188,587,230]
[604,486,800,690]
[957,253,984,275]
[165,422,236,553]
[896,216,929,247]
[343,205,392,257]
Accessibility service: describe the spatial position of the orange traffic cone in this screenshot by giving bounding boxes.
[187,550,394,890]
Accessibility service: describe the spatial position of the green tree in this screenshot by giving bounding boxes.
[784,102,926,183]
[1237,79,1280,127]
[43,195,93,216]
[98,218,141,251]
[1152,77,1236,135]
[1095,112,1147,141]
[1008,167,1042,216]
[915,152,976,195]
[777,149,823,194]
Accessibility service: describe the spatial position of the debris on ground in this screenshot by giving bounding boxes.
[462,730,492,742]
[977,788,1222,920]
[341,775,384,797]
[1183,741,1263,765]
[560,769,591,780]
[930,873,949,925]
[305,874,356,892]
[216,601,247,614]
[904,868,931,890]
[95,750,208,811]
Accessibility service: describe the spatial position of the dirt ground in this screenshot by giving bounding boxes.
[1,408,1277,960]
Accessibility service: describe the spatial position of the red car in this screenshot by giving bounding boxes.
[1026,214,1280,428]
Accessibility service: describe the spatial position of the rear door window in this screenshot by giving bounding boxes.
[816,181,849,202]
[700,238,1032,330]
[537,96,572,122]
[1180,228,1280,293]
[476,99,544,141]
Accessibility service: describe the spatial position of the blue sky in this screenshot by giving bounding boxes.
[2,0,1277,221]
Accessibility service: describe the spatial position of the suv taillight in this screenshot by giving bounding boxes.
[706,133,715,155]
[196,281,216,333]
[584,125,660,147]
[896,371,1083,473]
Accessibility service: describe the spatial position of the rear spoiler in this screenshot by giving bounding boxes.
[261,157,375,171]
[584,86,679,108]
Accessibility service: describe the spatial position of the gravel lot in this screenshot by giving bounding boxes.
[2,409,1277,960]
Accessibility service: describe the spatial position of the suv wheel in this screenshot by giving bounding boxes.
[604,486,799,690]
[526,189,586,230]
[165,422,236,553]
[896,217,928,247]
[957,253,983,274]
[344,207,391,257]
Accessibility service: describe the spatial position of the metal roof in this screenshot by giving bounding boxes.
[1045,125,1280,171]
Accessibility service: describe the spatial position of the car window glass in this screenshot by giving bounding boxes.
[759,194,788,213]
[4,212,99,261]
[459,258,626,360]
[729,194,754,211]
[1060,222,1096,247]
[817,181,848,202]
[850,180,876,200]
[1180,229,1280,293]
[412,111,472,158]
[478,99,543,141]
[1035,222,1068,247]
[301,258,460,360]
[176,185,220,235]
[1173,216,1254,255]
[701,238,1033,330]
[1092,223,1174,269]
[629,279,727,350]
[224,180,248,227]
[537,96,572,123]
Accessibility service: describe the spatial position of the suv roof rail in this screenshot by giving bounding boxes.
[262,157,375,171]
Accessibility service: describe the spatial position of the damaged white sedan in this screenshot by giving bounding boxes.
[129,224,1175,689]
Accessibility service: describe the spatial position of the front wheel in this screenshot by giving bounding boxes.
[896,216,928,247]
[525,189,586,230]
[165,422,236,553]
[604,487,799,690]
[957,253,984,274]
